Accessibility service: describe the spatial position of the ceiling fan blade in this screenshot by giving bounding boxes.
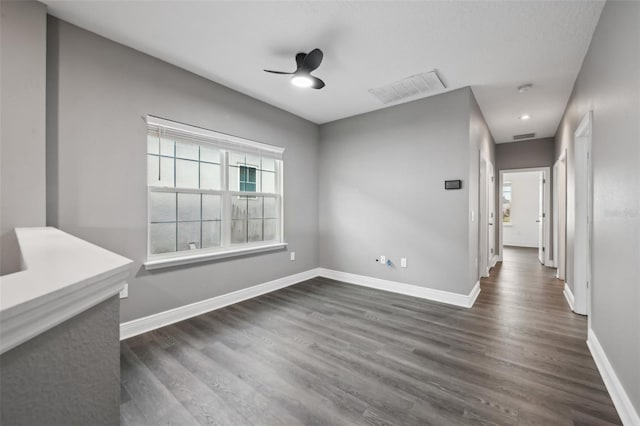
[264,70,294,74]
[301,48,323,73]
[295,53,306,71]
[310,76,325,89]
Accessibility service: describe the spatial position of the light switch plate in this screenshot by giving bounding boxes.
[290,251,296,261]
[401,258,407,268]
[380,255,386,265]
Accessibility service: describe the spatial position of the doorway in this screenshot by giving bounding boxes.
[479,157,496,278]
[553,151,567,280]
[572,111,593,317]
[499,167,551,266]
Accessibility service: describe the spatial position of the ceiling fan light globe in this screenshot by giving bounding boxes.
[291,75,313,88]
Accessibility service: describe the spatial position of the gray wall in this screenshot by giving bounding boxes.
[495,138,555,171]
[0,0,47,275]
[1,296,121,426]
[319,87,491,295]
[47,19,320,323]
[555,0,640,414]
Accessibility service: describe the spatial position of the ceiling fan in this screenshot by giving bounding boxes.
[264,48,325,89]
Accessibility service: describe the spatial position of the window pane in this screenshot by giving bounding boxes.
[264,219,277,241]
[177,193,200,221]
[232,196,247,219]
[264,197,277,218]
[248,197,263,219]
[202,194,221,221]
[159,157,175,187]
[261,157,276,171]
[150,222,176,254]
[176,159,199,188]
[231,220,247,244]
[248,219,263,242]
[147,155,159,185]
[200,163,221,190]
[160,138,174,156]
[176,141,199,160]
[262,171,276,193]
[229,166,240,191]
[149,156,175,187]
[178,222,201,251]
[200,146,220,164]
[149,192,176,222]
[147,135,159,154]
[202,221,221,248]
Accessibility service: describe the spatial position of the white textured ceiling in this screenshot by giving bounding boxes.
[42,1,604,143]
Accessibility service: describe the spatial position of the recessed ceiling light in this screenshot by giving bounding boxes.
[519,114,531,120]
[291,75,313,88]
[517,84,533,93]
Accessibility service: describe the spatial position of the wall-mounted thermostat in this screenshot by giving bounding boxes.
[445,180,462,190]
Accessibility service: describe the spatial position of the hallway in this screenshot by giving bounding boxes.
[476,246,620,424]
[120,247,620,425]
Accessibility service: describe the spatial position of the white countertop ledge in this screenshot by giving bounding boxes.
[0,227,133,354]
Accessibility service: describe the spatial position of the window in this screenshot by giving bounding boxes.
[502,182,512,224]
[145,116,284,269]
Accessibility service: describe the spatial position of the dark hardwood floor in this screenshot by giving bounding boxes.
[120,247,621,425]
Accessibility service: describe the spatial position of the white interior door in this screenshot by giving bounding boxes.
[573,112,592,315]
[538,172,545,264]
[557,154,567,280]
[488,162,496,267]
[479,159,488,277]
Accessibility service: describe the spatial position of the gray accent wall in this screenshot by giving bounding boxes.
[1,296,121,425]
[47,18,320,323]
[0,0,47,275]
[319,87,493,295]
[555,0,639,414]
[495,138,555,171]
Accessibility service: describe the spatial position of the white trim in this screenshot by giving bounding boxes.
[121,268,483,340]
[490,255,499,268]
[1,227,132,354]
[318,268,481,308]
[120,268,319,340]
[563,283,575,311]
[587,328,640,426]
[146,115,284,158]
[144,242,287,270]
[499,167,552,267]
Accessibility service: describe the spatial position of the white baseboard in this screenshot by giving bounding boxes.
[120,268,320,340]
[587,328,640,426]
[318,268,481,308]
[503,242,538,248]
[563,282,575,311]
[490,255,499,268]
[121,267,482,340]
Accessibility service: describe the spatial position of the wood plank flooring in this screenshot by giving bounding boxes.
[120,247,621,425]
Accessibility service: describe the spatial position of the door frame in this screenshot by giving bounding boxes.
[553,150,567,279]
[573,111,593,318]
[479,155,496,278]
[498,167,552,266]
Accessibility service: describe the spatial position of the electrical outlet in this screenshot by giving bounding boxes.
[401,258,407,268]
[290,251,296,261]
[119,283,128,299]
[380,255,386,265]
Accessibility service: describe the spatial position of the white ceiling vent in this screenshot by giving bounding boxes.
[369,70,446,105]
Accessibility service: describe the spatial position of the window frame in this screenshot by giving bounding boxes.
[144,116,286,270]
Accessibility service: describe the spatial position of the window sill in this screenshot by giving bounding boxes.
[143,242,288,270]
